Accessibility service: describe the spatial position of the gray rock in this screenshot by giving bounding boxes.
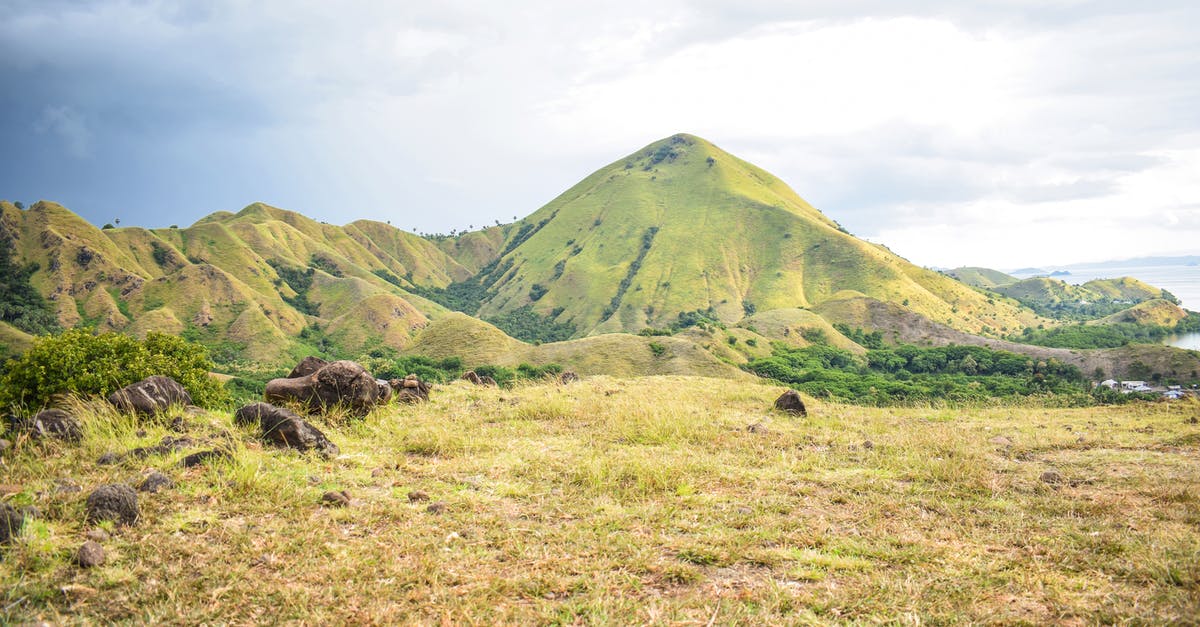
[0,503,25,544]
[85,528,110,543]
[137,471,174,493]
[287,356,329,379]
[390,374,431,404]
[989,436,1013,446]
[407,490,430,503]
[234,402,339,457]
[1040,470,1064,485]
[76,541,105,568]
[559,371,580,384]
[265,360,383,417]
[178,449,232,468]
[108,376,192,416]
[425,501,447,514]
[25,409,83,442]
[773,390,807,416]
[85,484,139,526]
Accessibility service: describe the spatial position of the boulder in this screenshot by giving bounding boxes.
[108,376,192,415]
[461,370,483,385]
[24,409,84,442]
[234,402,339,458]
[0,503,25,544]
[773,390,807,416]
[288,356,329,379]
[85,484,139,526]
[480,375,498,387]
[390,374,431,404]
[559,371,580,385]
[178,449,232,468]
[264,360,382,417]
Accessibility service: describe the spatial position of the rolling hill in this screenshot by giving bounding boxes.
[420,134,1043,339]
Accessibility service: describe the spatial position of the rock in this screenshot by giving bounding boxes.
[0,503,26,544]
[375,379,393,404]
[97,452,121,465]
[127,436,195,460]
[137,471,174,493]
[1040,470,1063,485]
[108,376,192,415]
[559,371,580,385]
[288,356,329,379]
[407,490,430,503]
[425,501,447,514]
[55,480,82,494]
[85,528,110,543]
[461,370,483,385]
[25,408,83,442]
[862,440,875,450]
[391,374,431,404]
[76,541,106,568]
[746,423,766,434]
[321,490,351,507]
[480,376,497,387]
[234,402,339,457]
[773,390,807,416]
[264,360,383,417]
[85,484,138,526]
[179,449,232,468]
[989,436,1013,446]
[169,417,187,432]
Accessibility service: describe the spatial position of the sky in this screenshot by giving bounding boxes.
[2,0,1198,270]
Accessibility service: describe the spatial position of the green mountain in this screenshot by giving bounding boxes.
[945,267,1018,289]
[423,134,1042,339]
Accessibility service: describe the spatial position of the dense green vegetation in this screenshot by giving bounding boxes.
[1011,313,1200,349]
[267,260,320,316]
[0,329,228,412]
[484,305,576,344]
[0,237,60,336]
[745,342,1089,405]
[599,226,659,321]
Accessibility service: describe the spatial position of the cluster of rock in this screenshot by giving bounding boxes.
[264,357,433,417]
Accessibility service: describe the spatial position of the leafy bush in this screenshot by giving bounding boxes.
[485,306,576,343]
[649,342,667,357]
[0,329,229,412]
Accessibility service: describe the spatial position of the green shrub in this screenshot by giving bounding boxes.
[649,342,667,357]
[0,329,229,413]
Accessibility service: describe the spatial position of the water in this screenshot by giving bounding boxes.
[1166,332,1200,351]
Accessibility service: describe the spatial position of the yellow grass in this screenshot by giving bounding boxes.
[1,378,1198,624]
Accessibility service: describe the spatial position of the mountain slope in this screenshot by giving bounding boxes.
[946,267,1018,289]
[443,134,1041,337]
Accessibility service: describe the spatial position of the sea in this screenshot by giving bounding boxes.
[1011,261,1200,351]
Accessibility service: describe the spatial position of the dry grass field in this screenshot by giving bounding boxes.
[2,376,1198,624]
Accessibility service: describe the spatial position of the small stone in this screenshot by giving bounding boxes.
[1187,416,1198,425]
[862,439,875,450]
[407,490,430,503]
[321,490,351,507]
[371,468,385,478]
[170,417,187,432]
[736,506,753,515]
[746,423,766,434]
[55,480,82,494]
[86,528,110,543]
[76,541,106,568]
[426,501,447,514]
[0,503,26,544]
[1040,470,1063,485]
[137,471,174,493]
[85,484,139,526]
[989,436,1013,446]
[97,452,122,465]
[178,449,232,468]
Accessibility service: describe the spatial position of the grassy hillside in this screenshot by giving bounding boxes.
[945,266,1017,288]
[1093,299,1190,327]
[0,200,467,366]
[989,275,1179,320]
[2,378,1197,623]
[429,134,1041,339]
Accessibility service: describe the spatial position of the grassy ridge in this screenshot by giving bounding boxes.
[2,377,1197,623]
